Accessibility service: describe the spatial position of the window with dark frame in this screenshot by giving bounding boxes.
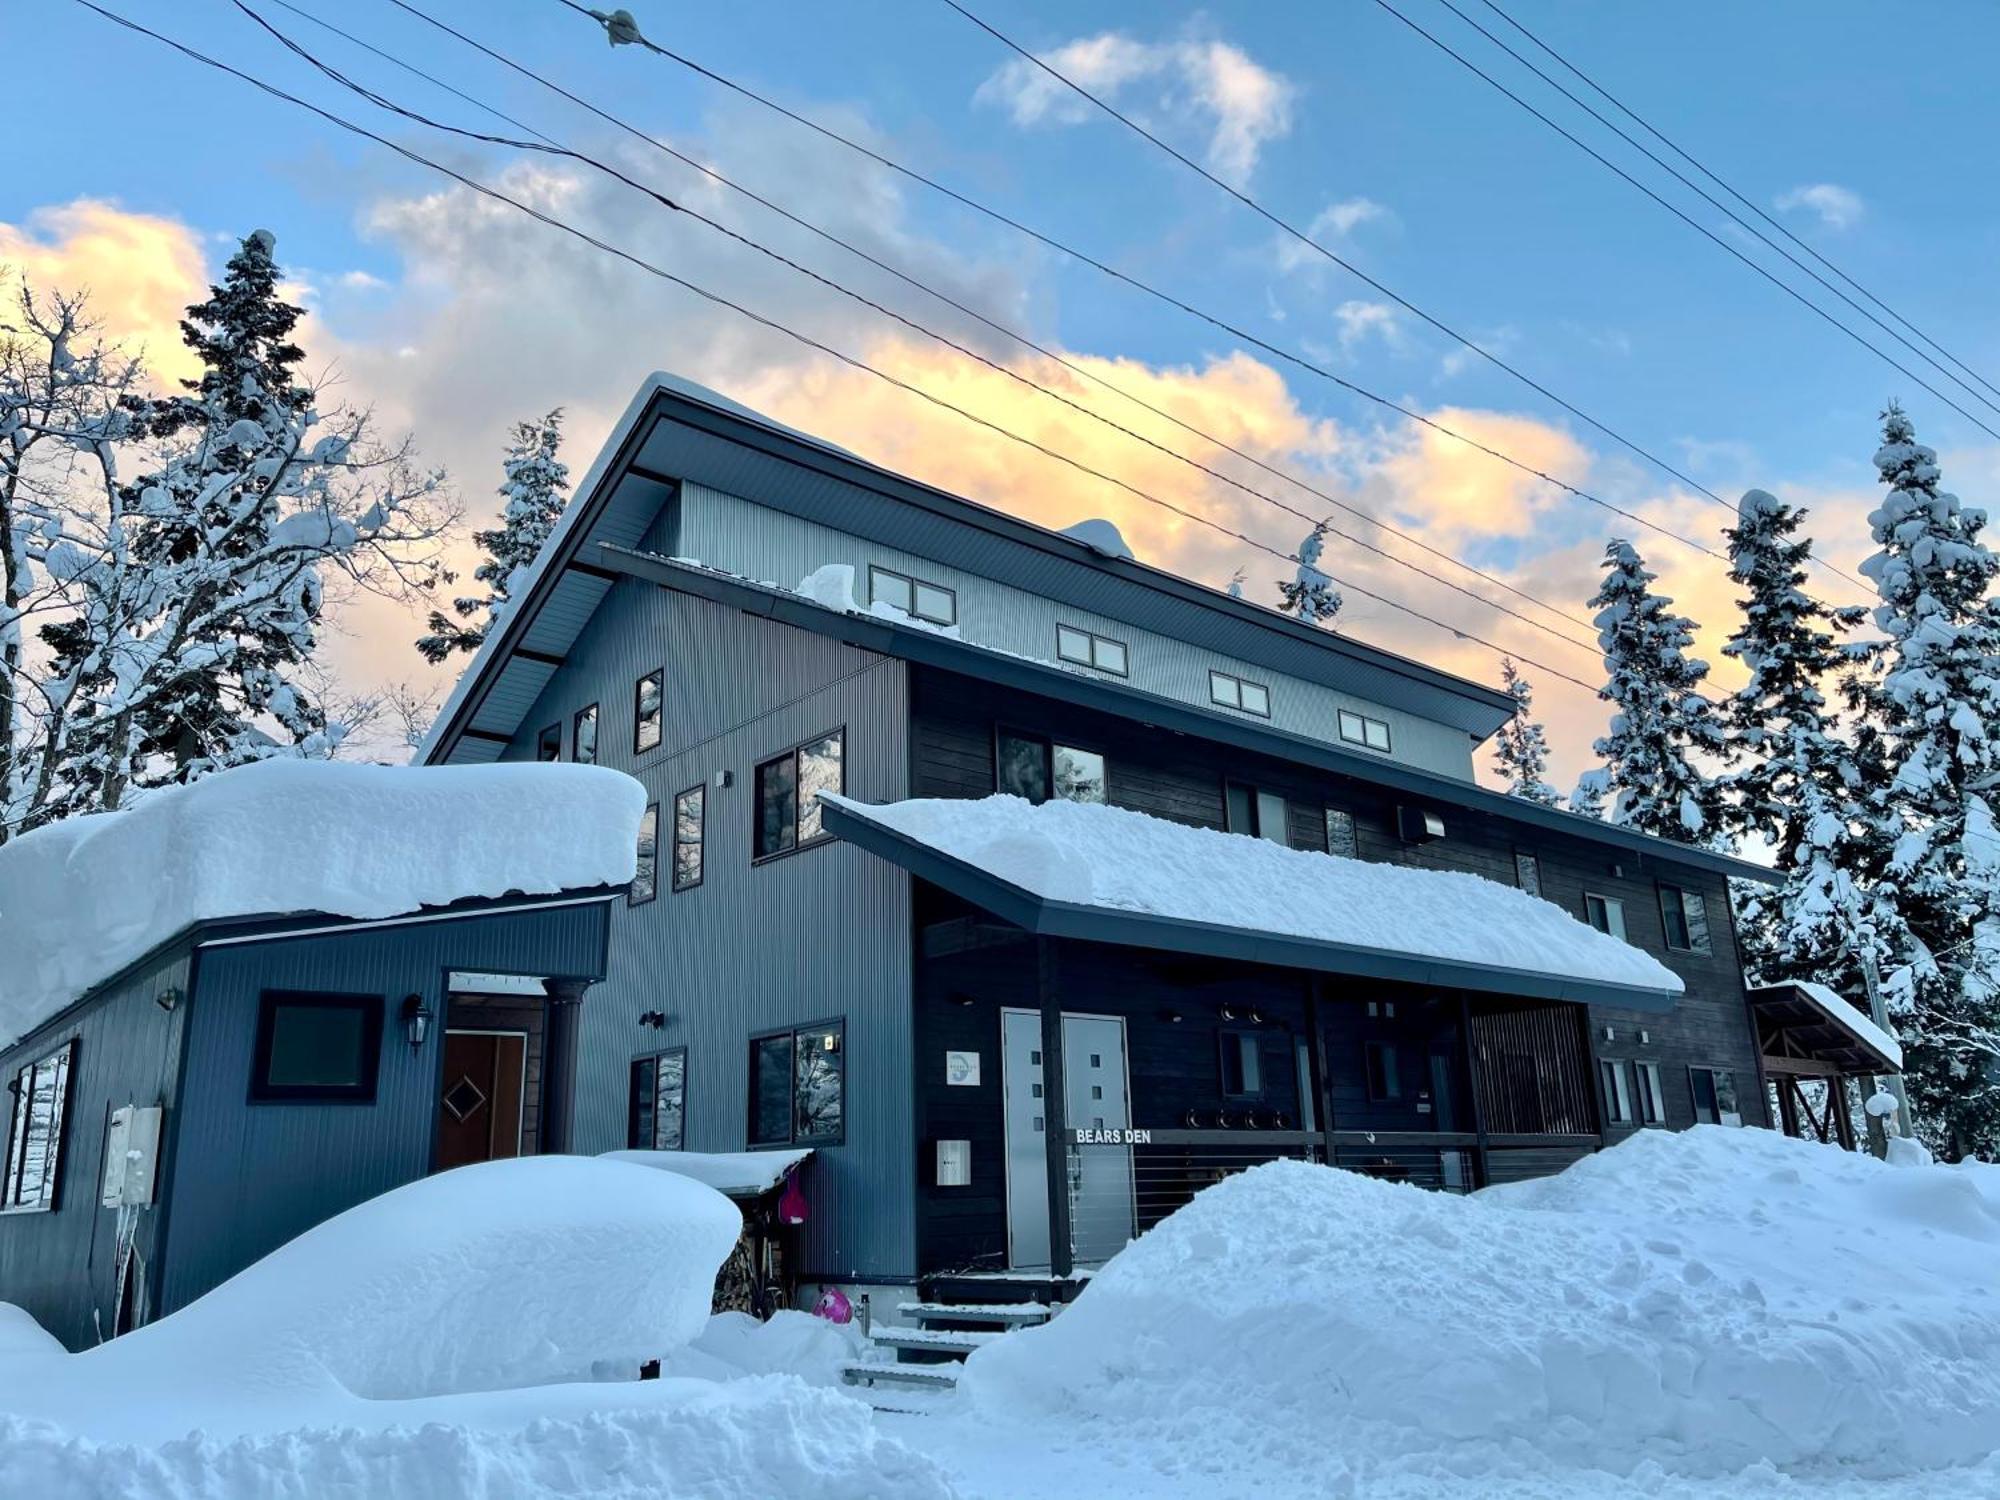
[572,703,599,764]
[1208,669,1271,717]
[1599,1058,1636,1124]
[754,730,845,859]
[1636,1061,1666,1125]
[1324,808,1359,859]
[3,1040,75,1213]
[1364,1040,1401,1102]
[633,670,664,754]
[1055,623,1128,676]
[1337,708,1392,752]
[672,785,704,892]
[1584,893,1627,941]
[631,803,659,905]
[996,729,1105,805]
[1659,885,1712,953]
[1690,1066,1742,1126]
[1219,1031,1264,1099]
[867,564,957,626]
[748,1020,845,1146]
[1514,852,1542,898]
[250,992,383,1103]
[628,1048,687,1151]
[1225,782,1289,845]
[535,722,561,762]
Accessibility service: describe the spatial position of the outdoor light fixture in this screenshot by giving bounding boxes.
[639,1010,667,1029]
[1159,1008,1184,1024]
[400,994,433,1048]
[154,986,181,1013]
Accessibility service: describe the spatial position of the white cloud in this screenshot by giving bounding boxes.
[974,31,1295,184]
[1333,299,1399,351]
[1274,197,1389,273]
[338,269,389,290]
[1775,182,1864,232]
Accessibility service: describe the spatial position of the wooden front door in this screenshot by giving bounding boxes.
[436,1030,527,1170]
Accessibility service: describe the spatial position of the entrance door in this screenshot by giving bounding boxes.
[436,1029,527,1170]
[1001,1009,1135,1269]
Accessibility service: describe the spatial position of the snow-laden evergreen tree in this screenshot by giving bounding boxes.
[1491,657,1561,805]
[1277,521,1341,624]
[1568,769,1609,819]
[1853,403,2000,1159]
[1588,539,1725,844]
[417,409,569,663]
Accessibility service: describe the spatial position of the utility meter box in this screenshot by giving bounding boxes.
[100,1105,163,1209]
[936,1139,971,1188]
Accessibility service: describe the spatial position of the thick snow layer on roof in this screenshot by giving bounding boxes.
[1787,979,1905,1068]
[824,793,1681,995]
[1060,517,1136,559]
[0,759,645,1049]
[601,1147,813,1197]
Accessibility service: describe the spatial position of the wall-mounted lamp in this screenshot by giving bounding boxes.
[401,993,433,1048]
[948,991,977,1008]
[639,1010,668,1029]
[1158,1008,1184,1024]
[155,986,181,1014]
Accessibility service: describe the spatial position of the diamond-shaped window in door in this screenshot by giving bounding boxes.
[442,1075,489,1122]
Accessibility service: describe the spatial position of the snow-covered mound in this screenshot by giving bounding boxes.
[1060,517,1136,560]
[0,758,647,1048]
[961,1128,2000,1482]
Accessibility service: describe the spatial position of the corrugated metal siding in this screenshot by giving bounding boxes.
[503,579,917,1281]
[162,902,607,1315]
[677,483,1477,780]
[0,949,190,1350]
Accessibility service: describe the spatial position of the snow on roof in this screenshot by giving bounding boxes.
[822,793,1682,998]
[1060,517,1136,560]
[1786,979,1905,1069]
[600,1148,813,1197]
[0,760,647,1050]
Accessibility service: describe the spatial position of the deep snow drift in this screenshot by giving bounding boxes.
[0,759,647,1048]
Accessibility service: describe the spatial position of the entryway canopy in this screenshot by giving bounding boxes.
[820,795,1686,1011]
[1747,980,1904,1077]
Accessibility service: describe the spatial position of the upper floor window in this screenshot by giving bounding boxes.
[1208,670,1271,717]
[634,670,664,754]
[4,1040,75,1213]
[749,1020,845,1146]
[1584,893,1626,941]
[1225,782,1289,845]
[672,785,705,892]
[1337,709,1392,753]
[536,723,561,762]
[869,565,956,626]
[250,992,382,1104]
[1514,852,1541,898]
[1659,885,1712,953]
[998,729,1106,805]
[755,730,845,859]
[631,803,659,905]
[573,703,599,765]
[628,1048,687,1151]
[1056,624,1128,677]
[1324,808,1359,859]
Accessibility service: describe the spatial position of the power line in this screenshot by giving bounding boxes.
[233,0,1600,657]
[70,0,1611,697]
[1475,0,2000,410]
[1369,0,2000,442]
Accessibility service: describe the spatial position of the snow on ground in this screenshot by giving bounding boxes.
[0,759,647,1048]
[824,792,1682,996]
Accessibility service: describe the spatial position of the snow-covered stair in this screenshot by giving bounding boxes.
[842,1299,1055,1413]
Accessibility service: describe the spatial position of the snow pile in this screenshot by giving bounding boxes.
[1061,517,1136,560]
[825,793,1681,996]
[655,1310,865,1389]
[960,1128,2000,1483]
[0,758,647,1047]
[602,1146,813,1196]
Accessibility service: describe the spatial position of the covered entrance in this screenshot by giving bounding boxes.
[1748,980,1904,1152]
[433,973,556,1169]
[1001,1009,1134,1269]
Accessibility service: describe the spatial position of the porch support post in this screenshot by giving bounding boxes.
[1776,1076,1802,1139]
[1459,993,1491,1188]
[1304,976,1335,1162]
[1832,1077,1858,1152]
[1036,937,1073,1280]
[540,976,590,1155]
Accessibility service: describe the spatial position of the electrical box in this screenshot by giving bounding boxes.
[1397,806,1446,843]
[936,1139,971,1187]
[100,1105,163,1209]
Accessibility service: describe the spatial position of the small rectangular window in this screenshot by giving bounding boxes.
[1325,808,1358,859]
[250,992,383,1103]
[1599,1059,1635,1125]
[749,1020,845,1146]
[631,803,659,905]
[572,703,599,765]
[1660,885,1712,953]
[749,1033,794,1146]
[3,1040,75,1213]
[628,1048,687,1150]
[1055,624,1129,676]
[868,565,957,626]
[1514,852,1541,898]
[536,723,561,762]
[672,785,704,892]
[1636,1061,1666,1125]
[1585,894,1627,941]
[1224,783,1287,843]
[634,670,664,754]
[1051,745,1107,804]
[1337,708,1392,752]
[1691,1067,1742,1126]
[1220,1031,1264,1099]
[998,730,1104,805]
[754,730,846,859]
[1208,670,1272,717]
[1365,1040,1401,1102]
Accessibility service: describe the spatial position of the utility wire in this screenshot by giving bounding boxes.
[537,0,1763,589]
[1370,0,2000,444]
[1476,0,2000,409]
[70,0,1610,696]
[233,0,1598,656]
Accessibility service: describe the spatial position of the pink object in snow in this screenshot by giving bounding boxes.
[814,1288,852,1324]
[777,1172,809,1225]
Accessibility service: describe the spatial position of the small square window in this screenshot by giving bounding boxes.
[251,992,383,1103]
[913,582,956,626]
[1056,625,1093,665]
[1691,1067,1742,1126]
[1209,670,1241,709]
[1238,681,1270,717]
[1092,637,1127,675]
[749,1021,845,1146]
[754,730,846,859]
[870,567,914,616]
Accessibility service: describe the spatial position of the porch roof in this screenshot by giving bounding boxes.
[1747,981,1904,1076]
[820,794,1687,1011]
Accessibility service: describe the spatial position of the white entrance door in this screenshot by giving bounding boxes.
[1001,1009,1135,1269]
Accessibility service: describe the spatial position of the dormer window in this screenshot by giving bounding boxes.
[869,565,956,626]
[1337,708,1392,753]
[1056,624,1128,676]
[1209,670,1271,717]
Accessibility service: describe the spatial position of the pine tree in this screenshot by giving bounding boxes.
[1276,521,1341,624]
[1854,403,2000,1159]
[417,409,569,663]
[1568,769,1609,819]
[1491,657,1561,805]
[1588,539,1725,844]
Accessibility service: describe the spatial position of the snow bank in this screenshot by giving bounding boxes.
[960,1128,2000,1482]
[602,1147,813,1196]
[0,759,646,1048]
[825,793,1681,997]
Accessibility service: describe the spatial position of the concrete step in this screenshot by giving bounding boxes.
[869,1326,1003,1358]
[841,1360,961,1391]
[897,1300,1054,1327]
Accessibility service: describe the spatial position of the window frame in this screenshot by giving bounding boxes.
[752,727,847,864]
[1658,884,1713,954]
[248,991,384,1105]
[1583,892,1628,941]
[1598,1058,1636,1125]
[747,1017,847,1148]
[633,669,665,755]
[1336,708,1393,753]
[867,564,957,627]
[993,725,1108,807]
[1635,1061,1666,1125]
[1218,1029,1266,1101]
[3,1039,77,1215]
[1689,1065,1743,1126]
[1514,851,1542,899]
[1208,669,1272,718]
[1364,1039,1402,1103]
[535,722,561,762]
[572,702,599,765]
[1054,623,1130,677]
[631,801,660,906]
[671,783,705,893]
[628,1046,689,1151]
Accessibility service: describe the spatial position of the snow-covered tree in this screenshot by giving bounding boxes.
[1491,657,1561,805]
[1277,521,1341,625]
[1588,539,1724,844]
[417,408,569,663]
[1852,403,2000,1159]
[1568,769,1609,819]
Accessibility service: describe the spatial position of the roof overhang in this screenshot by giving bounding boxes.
[1748,980,1904,1075]
[821,798,1684,1011]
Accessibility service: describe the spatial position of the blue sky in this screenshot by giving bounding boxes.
[11,0,1999,781]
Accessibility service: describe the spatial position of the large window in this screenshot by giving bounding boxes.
[754,730,845,859]
[1055,623,1129,676]
[1584,893,1627,941]
[3,1040,75,1213]
[628,1049,687,1151]
[1208,670,1271,717]
[634,670,664,754]
[996,729,1106,805]
[250,992,383,1103]
[868,565,956,626]
[572,703,599,765]
[749,1020,845,1146]
[631,803,659,905]
[1690,1066,1742,1126]
[1337,708,1392,753]
[535,722,561,762]
[1599,1059,1636,1125]
[1659,885,1712,953]
[672,785,705,892]
[1225,782,1289,844]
